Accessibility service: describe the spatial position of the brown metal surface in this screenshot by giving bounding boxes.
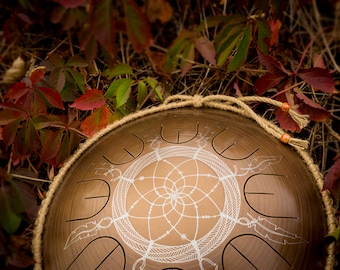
[41,108,327,269]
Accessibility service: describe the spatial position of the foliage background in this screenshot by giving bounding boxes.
[0,0,339,268]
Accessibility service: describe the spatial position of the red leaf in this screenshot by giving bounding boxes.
[257,49,289,76]
[254,72,286,95]
[80,106,114,137]
[276,109,301,132]
[39,130,64,166]
[195,36,216,66]
[298,67,336,93]
[36,87,64,109]
[123,0,153,52]
[70,89,106,110]
[275,92,302,132]
[29,67,46,85]
[89,0,116,55]
[54,0,86,8]
[5,82,30,102]
[323,158,340,191]
[2,119,21,148]
[293,88,331,121]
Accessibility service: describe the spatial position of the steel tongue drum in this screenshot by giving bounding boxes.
[33,104,334,270]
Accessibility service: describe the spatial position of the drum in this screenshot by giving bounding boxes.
[33,96,335,270]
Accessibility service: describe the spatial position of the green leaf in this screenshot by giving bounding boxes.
[123,0,152,52]
[216,26,244,67]
[214,15,247,49]
[197,14,246,33]
[66,55,88,67]
[64,67,85,93]
[164,31,196,72]
[105,78,133,99]
[116,78,134,108]
[227,24,253,73]
[144,77,163,101]
[102,63,134,80]
[0,183,20,234]
[257,18,271,54]
[137,80,147,106]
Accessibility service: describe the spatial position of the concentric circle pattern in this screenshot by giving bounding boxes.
[40,108,327,270]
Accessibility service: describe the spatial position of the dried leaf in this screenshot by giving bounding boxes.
[123,0,153,52]
[70,89,106,110]
[195,36,216,66]
[80,106,114,137]
[298,67,336,93]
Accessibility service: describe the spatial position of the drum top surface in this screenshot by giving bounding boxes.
[42,108,326,270]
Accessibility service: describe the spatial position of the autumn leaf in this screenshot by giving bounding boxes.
[80,106,114,137]
[123,0,153,52]
[89,0,116,55]
[257,49,289,76]
[39,130,64,166]
[70,89,106,110]
[323,157,340,193]
[275,91,302,132]
[293,88,331,121]
[254,72,286,95]
[29,67,46,85]
[36,87,64,109]
[195,36,216,66]
[4,82,30,102]
[298,67,336,93]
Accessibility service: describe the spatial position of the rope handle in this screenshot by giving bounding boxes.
[163,95,309,150]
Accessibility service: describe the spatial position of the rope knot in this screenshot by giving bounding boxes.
[192,95,204,108]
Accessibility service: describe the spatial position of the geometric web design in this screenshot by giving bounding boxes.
[112,144,240,268]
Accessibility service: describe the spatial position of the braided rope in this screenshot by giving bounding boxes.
[32,94,336,270]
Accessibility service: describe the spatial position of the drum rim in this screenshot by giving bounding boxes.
[32,94,336,270]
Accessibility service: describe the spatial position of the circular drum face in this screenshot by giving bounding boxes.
[41,108,327,270]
